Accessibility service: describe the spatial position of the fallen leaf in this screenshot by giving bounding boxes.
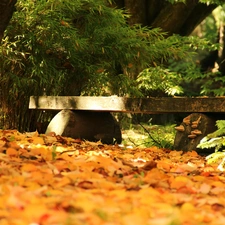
[0,129,224,225]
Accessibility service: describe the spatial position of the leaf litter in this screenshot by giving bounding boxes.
[0,130,224,225]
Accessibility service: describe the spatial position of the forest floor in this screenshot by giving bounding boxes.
[0,129,224,225]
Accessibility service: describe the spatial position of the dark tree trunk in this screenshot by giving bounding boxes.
[151,0,199,35]
[124,0,148,26]
[146,0,166,26]
[114,0,217,36]
[150,0,217,36]
[111,0,125,9]
[0,0,17,42]
[179,2,217,36]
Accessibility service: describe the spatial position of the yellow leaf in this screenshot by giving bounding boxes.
[22,203,48,221]
[181,202,195,212]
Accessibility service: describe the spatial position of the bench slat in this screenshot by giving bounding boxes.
[29,96,225,113]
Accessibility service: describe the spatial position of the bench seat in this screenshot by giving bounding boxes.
[29,96,225,113]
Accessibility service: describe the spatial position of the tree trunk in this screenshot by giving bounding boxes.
[124,0,147,26]
[111,0,125,9]
[114,0,217,36]
[150,0,217,36]
[174,113,218,153]
[151,0,199,35]
[0,0,17,42]
[146,0,166,25]
[179,2,217,36]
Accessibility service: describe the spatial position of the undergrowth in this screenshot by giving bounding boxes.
[197,120,225,171]
[122,122,176,149]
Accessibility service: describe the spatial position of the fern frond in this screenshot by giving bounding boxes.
[197,120,225,170]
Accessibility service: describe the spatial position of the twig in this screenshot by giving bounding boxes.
[138,122,162,147]
[127,136,138,147]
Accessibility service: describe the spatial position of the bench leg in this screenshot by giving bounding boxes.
[45,110,122,144]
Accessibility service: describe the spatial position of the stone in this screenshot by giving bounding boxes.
[45,110,122,144]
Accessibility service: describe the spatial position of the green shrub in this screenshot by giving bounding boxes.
[198,120,225,171]
[0,0,218,131]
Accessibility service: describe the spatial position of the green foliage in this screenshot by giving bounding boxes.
[197,120,225,171]
[122,123,176,149]
[191,6,225,96]
[168,60,225,96]
[1,0,199,99]
[163,3,225,97]
[198,120,225,151]
[198,71,225,96]
[204,149,225,171]
[176,7,225,97]
[137,67,183,96]
[52,145,57,160]
[168,36,221,96]
[143,124,176,149]
[82,72,143,97]
[1,0,212,130]
[166,0,185,4]
[206,151,225,165]
[213,5,225,24]
[135,34,219,96]
[166,0,225,4]
[199,14,218,43]
[199,0,225,4]
[0,0,160,129]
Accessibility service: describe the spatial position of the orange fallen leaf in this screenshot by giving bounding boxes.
[29,136,45,145]
[0,129,224,225]
[198,183,211,194]
[157,161,171,171]
[6,147,19,157]
[21,163,38,172]
[170,176,193,189]
[54,176,71,188]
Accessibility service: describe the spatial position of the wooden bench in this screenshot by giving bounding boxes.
[29,96,225,152]
[29,96,225,113]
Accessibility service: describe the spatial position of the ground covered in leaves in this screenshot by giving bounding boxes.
[0,130,225,225]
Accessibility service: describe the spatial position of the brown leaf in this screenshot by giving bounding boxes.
[77,181,95,189]
[142,161,157,170]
